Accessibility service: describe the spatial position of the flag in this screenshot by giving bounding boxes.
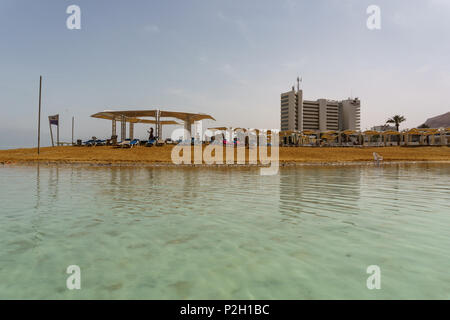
[49,114,59,126]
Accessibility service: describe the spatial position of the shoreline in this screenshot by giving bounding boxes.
[1,160,450,169]
[0,145,449,168]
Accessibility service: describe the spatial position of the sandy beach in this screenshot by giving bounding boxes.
[0,145,449,166]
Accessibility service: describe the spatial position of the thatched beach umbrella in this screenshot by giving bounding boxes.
[340,130,356,145]
[363,130,380,145]
[302,130,319,145]
[382,130,401,146]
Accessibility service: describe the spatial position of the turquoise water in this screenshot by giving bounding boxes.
[0,164,449,299]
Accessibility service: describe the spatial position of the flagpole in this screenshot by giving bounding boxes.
[57,116,60,146]
[38,76,42,154]
[72,116,74,145]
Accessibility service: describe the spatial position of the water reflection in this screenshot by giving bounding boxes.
[35,164,40,210]
[279,167,362,221]
[48,165,59,201]
[32,164,42,254]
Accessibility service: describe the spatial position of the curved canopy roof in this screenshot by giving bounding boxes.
[160,110,215,122]
[94,110,158,118]
[91,111,178,125]
[91,109,215,124]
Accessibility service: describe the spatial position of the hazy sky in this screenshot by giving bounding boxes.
[1,0,449,147]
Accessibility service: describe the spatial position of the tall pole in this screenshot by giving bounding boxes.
[38,76,42,154]
[72,116,74,145]
[57,117,60,146]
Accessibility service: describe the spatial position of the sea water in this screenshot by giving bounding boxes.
[0,163,449,299]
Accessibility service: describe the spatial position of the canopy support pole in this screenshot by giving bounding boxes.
[184,116,192,141]
[129,123,134,140]
[155,110,160,139]
[157,110,162,139]
[120,115,126,141]
[112,119,116,137]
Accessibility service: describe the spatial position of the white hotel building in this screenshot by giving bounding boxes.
[280,86,361,132]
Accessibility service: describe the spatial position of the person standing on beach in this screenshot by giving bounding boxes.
[148,127,154,140]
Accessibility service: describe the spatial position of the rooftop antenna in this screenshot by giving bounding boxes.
[297,76,302,91]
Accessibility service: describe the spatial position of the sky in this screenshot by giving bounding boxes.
[1,0,449,148]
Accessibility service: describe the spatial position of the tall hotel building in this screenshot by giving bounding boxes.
[280,82,361,132]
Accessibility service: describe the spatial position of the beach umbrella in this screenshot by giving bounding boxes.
[363,130,379,135]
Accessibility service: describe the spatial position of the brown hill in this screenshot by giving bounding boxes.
[423,111,450,128]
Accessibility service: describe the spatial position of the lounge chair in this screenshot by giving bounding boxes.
[118,139,131,148]
[178,140,192,146]
[146,139,156,147]
[84,136,106,146]
[130,139,140,148]
[95,139,106,146]
[84,139,94,146]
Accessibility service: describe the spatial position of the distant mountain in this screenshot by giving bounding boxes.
[422,111,450,128]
